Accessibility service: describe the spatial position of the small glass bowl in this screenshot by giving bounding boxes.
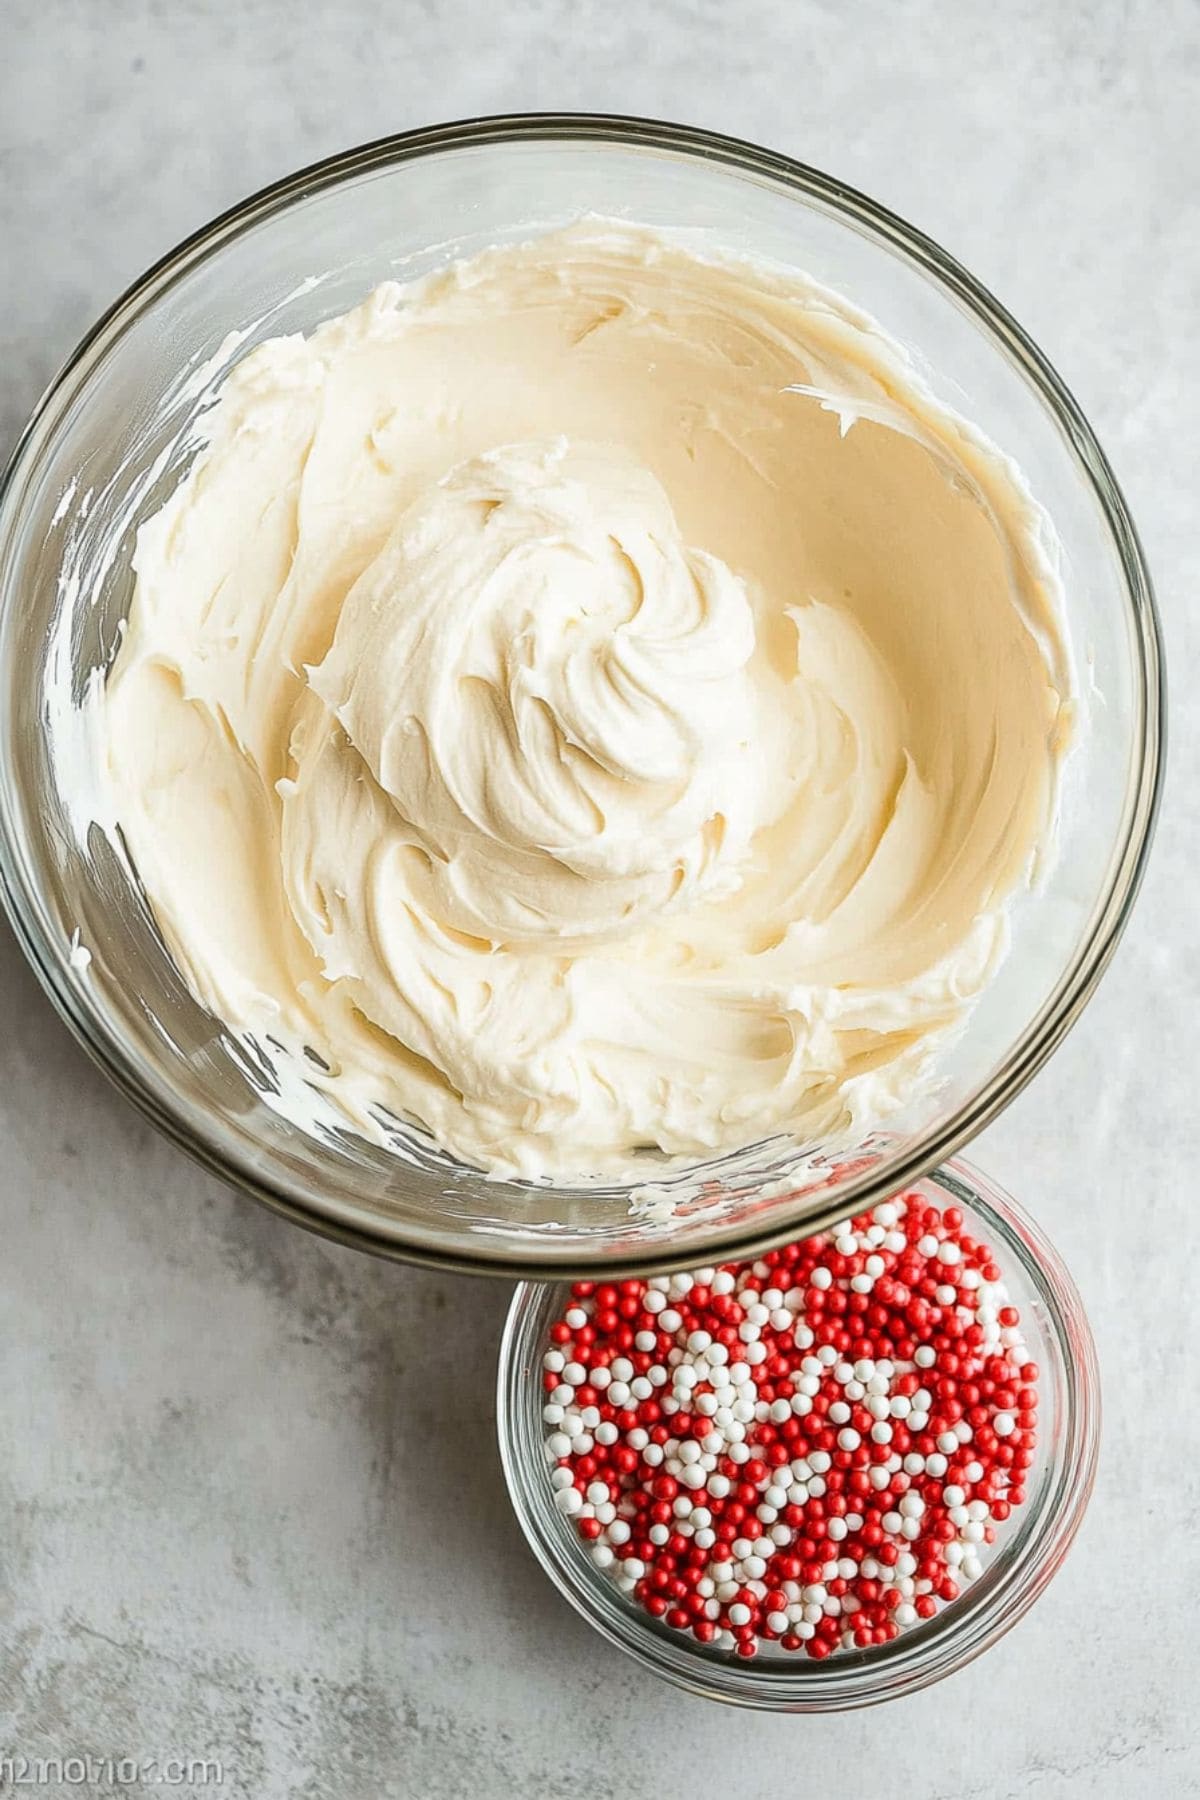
[497,1158,1099,1710]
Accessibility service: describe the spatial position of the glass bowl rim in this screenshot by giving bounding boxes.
[495,1155,1101,1710]
[0,111,1166,1278]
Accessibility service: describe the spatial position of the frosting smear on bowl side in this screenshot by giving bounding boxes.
[98,225,1073,1180]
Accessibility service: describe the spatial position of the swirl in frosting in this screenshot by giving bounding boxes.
[99,226,1072,1178]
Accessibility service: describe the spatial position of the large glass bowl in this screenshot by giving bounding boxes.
[0,115,1163,1276]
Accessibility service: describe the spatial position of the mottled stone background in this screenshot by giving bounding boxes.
[2,2,1196,1795]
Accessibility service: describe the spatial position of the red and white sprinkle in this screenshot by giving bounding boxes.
[540,1192,1039,1660]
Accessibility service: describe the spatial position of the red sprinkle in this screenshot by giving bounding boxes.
[541,1191,1038,1659]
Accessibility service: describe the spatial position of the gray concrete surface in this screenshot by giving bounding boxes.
[2,2,1197,1795]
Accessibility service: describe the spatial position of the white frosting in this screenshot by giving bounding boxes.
[97,225,1072,1180]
